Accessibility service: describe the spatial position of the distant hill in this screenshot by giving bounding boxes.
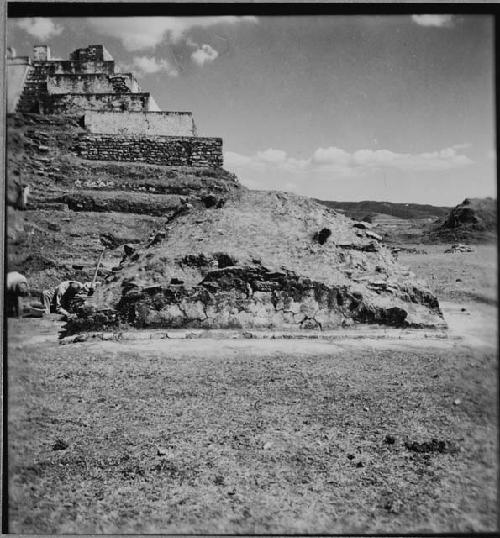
[315,200,450,221]
[428,197,497,243]
[441,197,497,231]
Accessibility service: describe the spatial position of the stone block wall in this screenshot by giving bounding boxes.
[84,110,196,136]
[76,134,223,168]
[47,73,139,94]
[33,60,116,76]
[41,92,151,114]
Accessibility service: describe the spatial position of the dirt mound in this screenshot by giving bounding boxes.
[428,197,497,243]
[66,191,445,334]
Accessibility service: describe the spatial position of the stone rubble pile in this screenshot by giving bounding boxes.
[444,244,474,253]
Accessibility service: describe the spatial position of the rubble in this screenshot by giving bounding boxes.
[444,244,474,253]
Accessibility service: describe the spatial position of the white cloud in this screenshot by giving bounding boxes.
[88,16,257,51]
[17,18,63,40]
[256,148,288,164]
[191,44,219,66]
[411,15,454,28]
[225,144,473,178]
[128,56,179,77]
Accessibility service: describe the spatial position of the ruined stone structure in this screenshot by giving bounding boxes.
[7,44,223,167]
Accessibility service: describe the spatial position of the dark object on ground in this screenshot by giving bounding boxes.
[313,228,332,245]
[385,434,396,445]
[201,194,225,208]
[404,438,456,454]
[149,231,167,246]
[52,439,69,451]
[123,244,136,257]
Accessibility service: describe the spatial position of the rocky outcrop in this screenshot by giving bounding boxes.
[428,197,497,243]
[442,197,496,231]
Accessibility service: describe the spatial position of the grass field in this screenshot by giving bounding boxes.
[6,244,498,533]
[399,244,497,305]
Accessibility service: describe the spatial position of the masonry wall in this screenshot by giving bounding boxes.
[84,110,196,136]
[33,60,116,75]
[41,92,151,114]
[76,134,223,168]
[47,73,139,94]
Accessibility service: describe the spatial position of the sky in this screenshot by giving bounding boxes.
[7,14,496,206]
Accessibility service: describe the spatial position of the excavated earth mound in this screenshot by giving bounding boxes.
[66,190,445,334]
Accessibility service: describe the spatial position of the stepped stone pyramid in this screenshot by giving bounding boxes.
[7,45,223,168]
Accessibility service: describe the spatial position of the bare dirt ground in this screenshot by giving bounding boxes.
[6,244,498,533]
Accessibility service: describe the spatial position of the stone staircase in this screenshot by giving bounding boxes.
[16,66,49,113]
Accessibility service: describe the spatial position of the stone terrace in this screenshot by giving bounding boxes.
[7,44,223,168]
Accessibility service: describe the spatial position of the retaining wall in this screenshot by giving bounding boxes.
[76,134,223,168]
[84,110,196,136]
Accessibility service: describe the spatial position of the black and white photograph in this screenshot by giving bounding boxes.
[3,4,498,534]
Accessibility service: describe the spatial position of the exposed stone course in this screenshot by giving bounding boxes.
[47,73,140,94]
[76,134,223,167]
[42,92,151,114]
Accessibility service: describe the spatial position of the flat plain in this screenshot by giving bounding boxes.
[6,244,498,533]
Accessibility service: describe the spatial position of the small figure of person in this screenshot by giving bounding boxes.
[42,280,94,316]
